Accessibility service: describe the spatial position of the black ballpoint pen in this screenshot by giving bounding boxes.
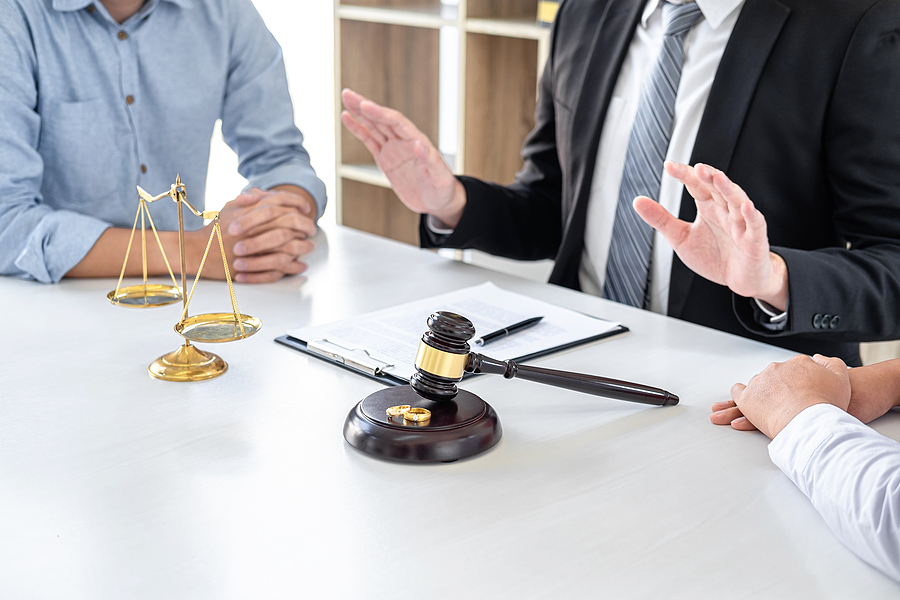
[472,316,544,346]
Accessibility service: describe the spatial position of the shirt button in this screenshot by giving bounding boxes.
[126,95,134,105]
[141,164,147,174]
[87,4,95,13]
[118,31,128,40]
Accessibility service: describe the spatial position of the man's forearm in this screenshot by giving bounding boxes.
[66,227,189,279]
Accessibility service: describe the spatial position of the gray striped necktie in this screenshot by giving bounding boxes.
[602,1,704,308]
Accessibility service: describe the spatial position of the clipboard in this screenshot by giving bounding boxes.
[274,282,628,388]
[275,324,628,388]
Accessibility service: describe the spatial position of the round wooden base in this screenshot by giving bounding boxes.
[343,386,502,463]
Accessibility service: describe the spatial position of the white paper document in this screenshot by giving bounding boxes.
[286,282,623,383]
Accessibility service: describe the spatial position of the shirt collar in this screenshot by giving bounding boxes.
[52,0,194,13]
[641,0,744,31]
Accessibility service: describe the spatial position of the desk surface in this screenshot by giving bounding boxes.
[1,225,897,599]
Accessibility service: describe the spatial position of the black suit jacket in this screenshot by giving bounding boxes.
[422,0,900,365]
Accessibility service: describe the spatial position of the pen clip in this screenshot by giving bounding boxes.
[306,339,394,377]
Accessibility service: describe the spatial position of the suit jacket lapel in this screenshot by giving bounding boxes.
[668,0,791,318]
[550,0,644,289]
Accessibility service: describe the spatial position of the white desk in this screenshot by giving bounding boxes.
[1,224,897,598]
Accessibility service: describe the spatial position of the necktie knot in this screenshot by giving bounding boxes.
[662,1,704,39]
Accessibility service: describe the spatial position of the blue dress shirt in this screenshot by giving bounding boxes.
[0,0,327,283]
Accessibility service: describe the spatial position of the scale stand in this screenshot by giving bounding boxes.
[108,175,261,381]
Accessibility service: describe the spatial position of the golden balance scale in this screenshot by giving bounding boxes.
[107,175,261,381]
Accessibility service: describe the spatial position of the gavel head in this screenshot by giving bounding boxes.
[410,311,475,401]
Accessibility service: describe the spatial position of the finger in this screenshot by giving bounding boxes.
[739,199,769,245]
[710,405,745,425]
[235,262,308,284]
[711,400,736,411]
[233,252,310,274]
[233,187,272,206]
[234,237,315,261]
[341,88,366,113]
[633,196,691,247]
[730,382,747,402]
[233,228,310,256]
[709,170,762,237]
[359,99,423,141]
[694,164,736,221]
[248,211,317,241]
[665,161,714,205]
[812,354,849,377]
[341,111,385,156]
[341,106,388,146]
[341,89,383,142]
[730,416,759,431]
[230,201,317,237]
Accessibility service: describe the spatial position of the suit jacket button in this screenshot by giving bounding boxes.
[829,315,841,329]
[812,314,822,329]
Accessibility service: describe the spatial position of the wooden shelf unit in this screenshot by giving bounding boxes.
[334,0,551,245]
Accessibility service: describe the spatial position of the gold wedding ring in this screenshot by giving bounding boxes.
[403,407,432,423]
[386,405,411,420]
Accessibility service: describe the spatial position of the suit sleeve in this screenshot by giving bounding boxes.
[419,8,566,261]
[736,0,900,342]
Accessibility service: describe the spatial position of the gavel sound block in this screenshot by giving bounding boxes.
[343,311,679,463]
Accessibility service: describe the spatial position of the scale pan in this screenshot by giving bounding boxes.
[107,284,182,308]
[176,313,261,343]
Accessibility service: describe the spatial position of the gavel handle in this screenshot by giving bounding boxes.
[466,353,678,406]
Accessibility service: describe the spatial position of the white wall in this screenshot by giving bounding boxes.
[204,0,336,222]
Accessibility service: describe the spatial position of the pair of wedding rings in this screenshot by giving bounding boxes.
[386,405,431,423]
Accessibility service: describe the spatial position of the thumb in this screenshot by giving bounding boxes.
[812,354,849,378]
[633,196,690,247]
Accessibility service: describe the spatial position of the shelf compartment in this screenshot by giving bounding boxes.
[341,180,420,246]
[464,32,538,184]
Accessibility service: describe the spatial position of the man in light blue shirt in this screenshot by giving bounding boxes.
[0,0,327,283]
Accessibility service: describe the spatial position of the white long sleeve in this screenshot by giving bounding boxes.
[768,403,900,582]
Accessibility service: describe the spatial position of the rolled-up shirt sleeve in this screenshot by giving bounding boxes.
[0,5,110,283]
[220,0,327,220]
[768,403,900,583]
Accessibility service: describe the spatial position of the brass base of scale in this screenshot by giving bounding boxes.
[149,342,227,381]
[107,175,260,381]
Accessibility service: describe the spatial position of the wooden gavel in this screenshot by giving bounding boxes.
[409,311,679,406]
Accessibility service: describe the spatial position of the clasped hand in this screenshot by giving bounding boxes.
[189,185,317,283]
[712,355,900,439]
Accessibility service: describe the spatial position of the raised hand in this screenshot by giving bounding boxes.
[341,88,466,227]
[190,185,317,283]
[633,161,788,311]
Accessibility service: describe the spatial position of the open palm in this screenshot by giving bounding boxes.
[634,161,788,309]
[341,89,464,224]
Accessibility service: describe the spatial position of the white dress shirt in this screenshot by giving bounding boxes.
[769,403,900,583]
[579,0,743,314]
